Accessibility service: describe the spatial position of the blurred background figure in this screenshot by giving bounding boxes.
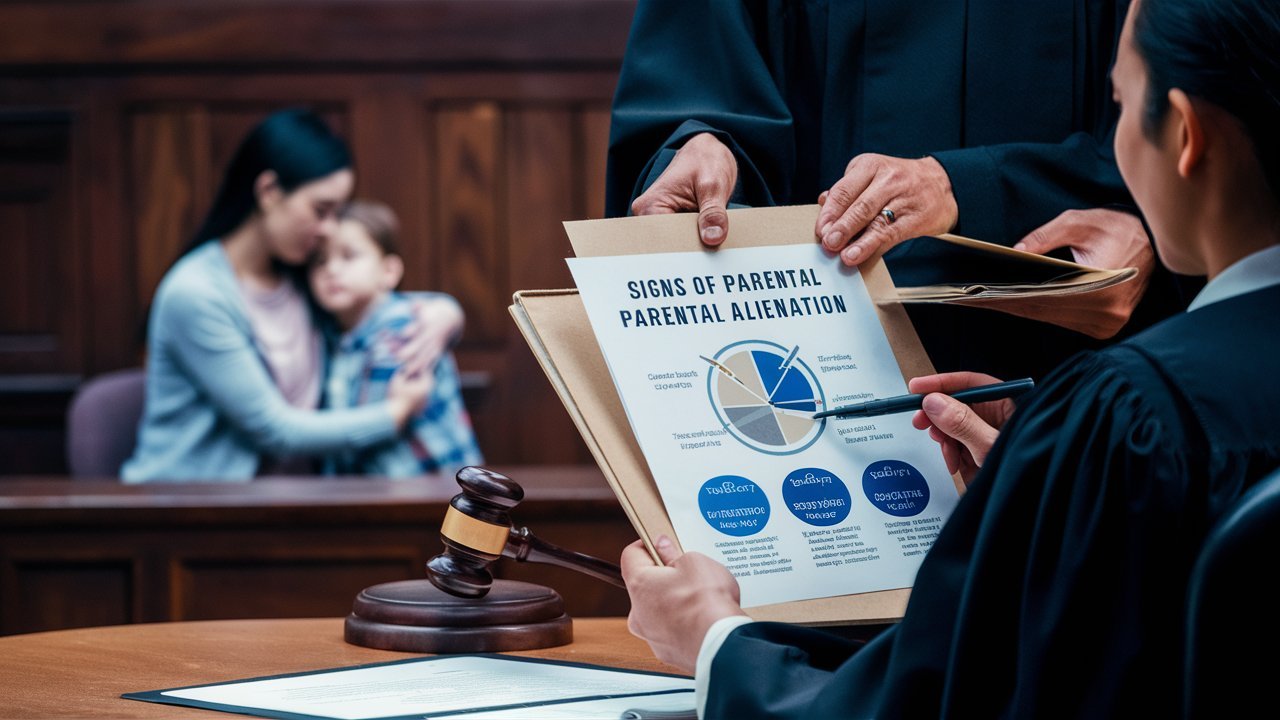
[310,200,482,478]
[3,2,624,477]
[122,110,435,482]
[0,0,637,638]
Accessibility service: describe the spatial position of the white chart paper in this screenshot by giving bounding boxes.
[132,655,693,720]
[568,244,961,607]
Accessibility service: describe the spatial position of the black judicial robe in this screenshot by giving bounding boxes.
[606,0,1191,379]
[705,283,1280,718]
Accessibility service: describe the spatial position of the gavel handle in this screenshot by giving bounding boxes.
[505,526,626,589]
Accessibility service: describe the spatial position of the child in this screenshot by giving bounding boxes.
[309,200,483,477]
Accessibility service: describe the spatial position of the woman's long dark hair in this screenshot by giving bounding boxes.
[1134,0,1280,199]
[138,109,351,347]
[182,108,352,257]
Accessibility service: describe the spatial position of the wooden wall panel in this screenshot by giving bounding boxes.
[0,114,79,375]
[506,107,579,291]
[582,108,613,220]
[503,107,594,464]
[351,90,433,291]
[434,103,506,346]
[0,1,634,67]
[130,109,210,311]
[0,197,50,333]
[83,98,140,374]
[8,561,133,635]
[0,1,636,473]
[176,557,416,621]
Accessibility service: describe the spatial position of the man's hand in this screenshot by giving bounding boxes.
[816,154,958,266]
[631,133,737,247]
[909,372,1016,486]
[620,536,747,672]
[1011,208,1154,339]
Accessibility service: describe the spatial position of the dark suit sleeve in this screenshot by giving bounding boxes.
[705,348,1198,718]
[605,0,793,217]
[707,622,891,719]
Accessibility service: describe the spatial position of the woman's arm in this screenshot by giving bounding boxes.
[158,286,405,456]
[395,292,464,377]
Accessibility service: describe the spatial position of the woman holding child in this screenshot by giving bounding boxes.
[124,110,476,482]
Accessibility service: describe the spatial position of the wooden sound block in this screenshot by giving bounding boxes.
[344,579,573,653]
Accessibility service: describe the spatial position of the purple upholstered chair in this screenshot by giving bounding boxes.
[66,368,146,478]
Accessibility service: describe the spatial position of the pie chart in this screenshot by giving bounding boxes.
[705,340,826,455]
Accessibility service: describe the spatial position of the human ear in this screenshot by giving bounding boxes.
[1168,89,1204,178]
[254,170,283,211]
[381,254,404,291]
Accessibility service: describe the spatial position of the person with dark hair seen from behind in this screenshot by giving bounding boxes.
[308,200,483,479]
[621,0,1280,716]
[123,109,455,482]
[608,0,1194,381]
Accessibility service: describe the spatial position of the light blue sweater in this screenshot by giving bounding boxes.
[121,241,398,482]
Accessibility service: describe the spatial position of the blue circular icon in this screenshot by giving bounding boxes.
[781,467,851,526]
[698,475,770,536]
[861,460,930,517]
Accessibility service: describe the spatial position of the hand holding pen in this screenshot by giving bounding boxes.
[906,373,1028,486]
[811,377,1034,419]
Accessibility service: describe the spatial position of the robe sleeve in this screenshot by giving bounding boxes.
[606,1,1132,253]
[705,347,1200,718]
[930,129,1129,245]
[605,0,796,218]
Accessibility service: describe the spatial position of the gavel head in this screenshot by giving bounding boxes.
[426,466,524,598]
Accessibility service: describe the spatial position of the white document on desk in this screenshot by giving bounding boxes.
[130,655,694,720]
[567,244,961,608]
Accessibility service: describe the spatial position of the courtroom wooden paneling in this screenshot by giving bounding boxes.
[0,1,637,474]
[10,560,133,636]
[0,1,633,67]
[174,546,420,621]
[0,112,81,375]
[435,102,506,345]
[129,108,212,313]
[0,468,637,635]
[0,111,83,473]
[503,107,600,464]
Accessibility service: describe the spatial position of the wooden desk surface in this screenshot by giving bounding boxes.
[0,617,674,718]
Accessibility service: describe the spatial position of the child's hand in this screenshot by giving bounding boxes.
[386,368,435,428]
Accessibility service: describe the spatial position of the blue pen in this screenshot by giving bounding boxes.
[811,378,1035,419]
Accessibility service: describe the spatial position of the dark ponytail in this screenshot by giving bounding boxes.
[1134,0,1280,200]
[183,108,351,257]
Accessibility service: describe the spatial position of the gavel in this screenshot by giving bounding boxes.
[426,466,625,598]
